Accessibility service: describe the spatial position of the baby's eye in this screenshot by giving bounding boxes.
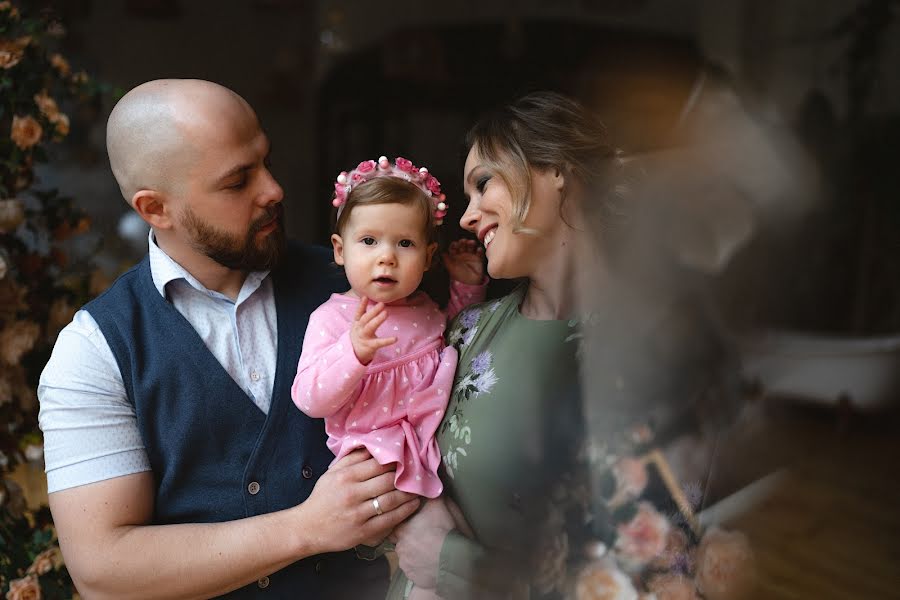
[361,237,376,245]
[399,239,415,248]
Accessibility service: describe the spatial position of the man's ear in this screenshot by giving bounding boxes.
[424,242,439,270]
[132,190,174,229]
[331,234,345,266]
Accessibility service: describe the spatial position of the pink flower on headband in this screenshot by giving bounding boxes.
[332,156,448,222]
[395,157,417,175]
[356,160,376,174]
[425,175,441,195]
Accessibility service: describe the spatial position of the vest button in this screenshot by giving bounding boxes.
[257,576,270,589]
[248,481,260,495]
[301,466,314,479]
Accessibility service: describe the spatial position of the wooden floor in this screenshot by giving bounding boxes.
[717,403,900,599]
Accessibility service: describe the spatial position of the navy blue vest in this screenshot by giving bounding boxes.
[85,242,388,599]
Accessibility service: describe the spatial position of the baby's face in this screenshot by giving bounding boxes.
[332,202,437,304]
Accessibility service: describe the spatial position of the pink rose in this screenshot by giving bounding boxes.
[5,575,41,600]
[610,457,648,506]
[614,502,670,570]
[395,157,417,174]
[350,172,366,184]
[575,560,638,600]
[0,320,40,365]
[651,527,695,573]
[54,113,70,137]
[0,199,25,233]
[425,175,441,195]
[647,574,701,600]
[50,53,70,76]
[26,547,62,576]
[356,160,376,174]
[10,115,42,150]
[694,528,756,600]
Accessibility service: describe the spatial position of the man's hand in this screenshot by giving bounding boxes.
[389,497,457,591]
[299,449,419,554]
[443,239,485,285]
[350,297,397,365]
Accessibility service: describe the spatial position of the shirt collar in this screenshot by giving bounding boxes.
[147,230,270,303]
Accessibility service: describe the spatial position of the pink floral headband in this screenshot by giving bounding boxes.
[332,156,449,225]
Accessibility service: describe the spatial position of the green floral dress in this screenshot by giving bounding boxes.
[387,284,582,599]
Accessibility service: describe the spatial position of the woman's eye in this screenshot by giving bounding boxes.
[476,175,491,193]
[399,239,414,248]
[361,237,376,246]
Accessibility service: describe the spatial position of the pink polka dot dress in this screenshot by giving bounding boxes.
[292,280,486,498]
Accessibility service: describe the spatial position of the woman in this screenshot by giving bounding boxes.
[386,91,621,599]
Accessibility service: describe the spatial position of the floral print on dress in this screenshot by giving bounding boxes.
[441,350,498,479]
[447,307,482,349]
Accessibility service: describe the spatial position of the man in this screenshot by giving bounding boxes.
[38,79,419,599]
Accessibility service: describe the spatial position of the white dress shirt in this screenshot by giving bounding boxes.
[38,233,278,493]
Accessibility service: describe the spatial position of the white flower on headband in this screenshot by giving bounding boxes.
[332,156,448,224]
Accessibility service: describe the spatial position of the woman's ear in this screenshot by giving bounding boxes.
[132,190,173,229]
[331,234,345,266]
[553,166,566,192]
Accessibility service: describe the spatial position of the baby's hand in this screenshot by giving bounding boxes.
[443,239,485,285]
[351,297,397,365]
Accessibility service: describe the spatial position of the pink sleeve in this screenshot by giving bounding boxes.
[291,308,367,418]
[446,278,488,321]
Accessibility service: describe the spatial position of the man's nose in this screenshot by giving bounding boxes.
[259,168,284,206]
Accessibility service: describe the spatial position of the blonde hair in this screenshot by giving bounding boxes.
[465,91,622,233]
[334,176,436,243]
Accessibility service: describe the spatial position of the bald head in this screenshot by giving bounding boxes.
[106,79,257,203]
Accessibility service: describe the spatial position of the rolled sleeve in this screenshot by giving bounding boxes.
[38,310,151,493]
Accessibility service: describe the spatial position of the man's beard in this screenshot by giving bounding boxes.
[181,203,286,271]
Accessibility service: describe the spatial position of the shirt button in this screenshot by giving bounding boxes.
[257,576,269,589]
[315,559,326,574]
[250,371,260,381]
[248,481,260,495]
[301,466,314,479]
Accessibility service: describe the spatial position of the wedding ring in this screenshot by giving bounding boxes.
[372,496,383,516]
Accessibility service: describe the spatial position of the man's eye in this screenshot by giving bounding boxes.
[227,178,247,190]
[361,237,376,245]
[399,239,414,248]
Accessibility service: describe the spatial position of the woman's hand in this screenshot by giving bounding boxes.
[390,497,457,591]
[443,239,485,285]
